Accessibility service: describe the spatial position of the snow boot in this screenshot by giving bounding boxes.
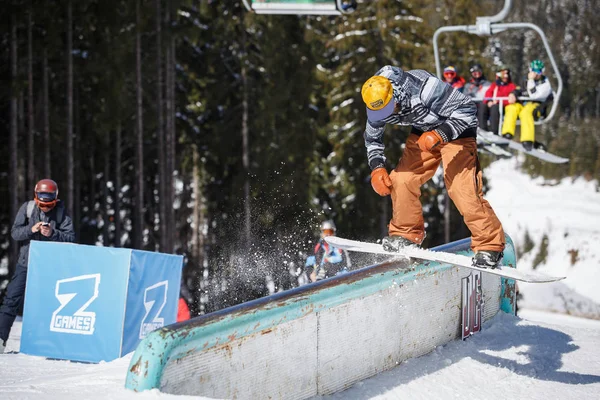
[534,141,547,151]
[382,236,419,252]
[472,251,503,269]
[522,141,534,151]
[1,340,5,354]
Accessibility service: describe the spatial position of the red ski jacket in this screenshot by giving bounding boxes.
[177,297,191,322]
[484,81,517,107]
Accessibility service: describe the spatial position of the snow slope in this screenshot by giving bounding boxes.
[313,311,600,400]
[485,157,600,319]
[2,312,600,400]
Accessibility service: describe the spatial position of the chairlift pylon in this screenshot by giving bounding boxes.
[242,0,357,16]
[432,0,562,124]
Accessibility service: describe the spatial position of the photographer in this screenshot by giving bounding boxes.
[0,179,75,353]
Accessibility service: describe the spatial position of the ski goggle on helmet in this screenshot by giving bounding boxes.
[321,220,336,236]
[496,66,511,79]
[470,64,483,75]
[529,59,545,74]
[34,178,59,212]
[443,66,457,79]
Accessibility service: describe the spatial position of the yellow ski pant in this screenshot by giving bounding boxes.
[502,102,540,142]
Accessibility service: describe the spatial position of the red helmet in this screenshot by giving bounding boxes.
[34,179,59,212]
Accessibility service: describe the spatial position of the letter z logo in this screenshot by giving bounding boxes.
[50,274,101,335]
[139,281,168,339]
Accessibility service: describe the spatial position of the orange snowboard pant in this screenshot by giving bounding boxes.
[388,134,505,252]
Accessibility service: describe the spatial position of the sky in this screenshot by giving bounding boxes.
[1,156,599,400]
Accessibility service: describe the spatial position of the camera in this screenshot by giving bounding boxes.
[41,222,50,226]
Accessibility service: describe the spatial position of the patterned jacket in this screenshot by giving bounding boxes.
[364,66,478,170]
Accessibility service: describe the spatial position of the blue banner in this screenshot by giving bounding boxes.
[20,242,183,363]
[122,250,183,355]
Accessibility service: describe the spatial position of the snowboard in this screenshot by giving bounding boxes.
[324,236,566,283]
[476,136,513,158]
[477,129,569,164]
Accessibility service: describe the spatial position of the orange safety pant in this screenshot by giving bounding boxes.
[388,134,505,252]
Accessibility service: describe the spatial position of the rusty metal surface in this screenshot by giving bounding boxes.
[164,258,413,331]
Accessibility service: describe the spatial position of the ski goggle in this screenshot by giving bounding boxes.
[529,68,543,74]
[443,71,456,79]
[321,229,335,236]
[36,192,57,202]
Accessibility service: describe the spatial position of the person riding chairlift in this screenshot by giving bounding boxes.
[501,59,553,151]
[464,64,492,128]
[480,65,517,135]
[443,66,466,92]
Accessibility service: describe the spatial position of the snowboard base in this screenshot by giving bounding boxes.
[478,129,569,164]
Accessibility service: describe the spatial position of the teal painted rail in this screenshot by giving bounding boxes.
[125,235,516,398]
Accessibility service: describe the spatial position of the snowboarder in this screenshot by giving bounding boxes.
[0,179,75,353]
[360,66,505,269]
[501,59,553,150]
[305,220,351,282]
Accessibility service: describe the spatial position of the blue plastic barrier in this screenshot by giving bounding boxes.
[20,241,183,363]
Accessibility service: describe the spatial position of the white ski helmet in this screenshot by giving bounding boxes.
[321,220,336,232]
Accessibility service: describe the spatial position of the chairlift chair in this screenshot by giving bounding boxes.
[432,0,562,125]
[242,0,357,15]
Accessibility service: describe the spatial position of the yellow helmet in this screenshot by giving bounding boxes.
[361,75,395,121]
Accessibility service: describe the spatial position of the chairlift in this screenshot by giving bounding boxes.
[432,0,562,125]
[242,0,357,15]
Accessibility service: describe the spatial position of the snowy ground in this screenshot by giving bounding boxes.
[1,156,600,400]
[2,311,600,400]
[0,320,193,400]
[315,310,600,400]
[485,157,600,319]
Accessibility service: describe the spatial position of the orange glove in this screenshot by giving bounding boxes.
[417,130,444,152]
[370,168,392,196]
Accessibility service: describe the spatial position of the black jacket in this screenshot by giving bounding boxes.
[10,200,76,267]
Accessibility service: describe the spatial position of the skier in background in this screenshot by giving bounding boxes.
[442,66,466,92]
[501,59,553,150]
[1,179,75,354]
[360,65,505,268]
[305,220,351,282]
